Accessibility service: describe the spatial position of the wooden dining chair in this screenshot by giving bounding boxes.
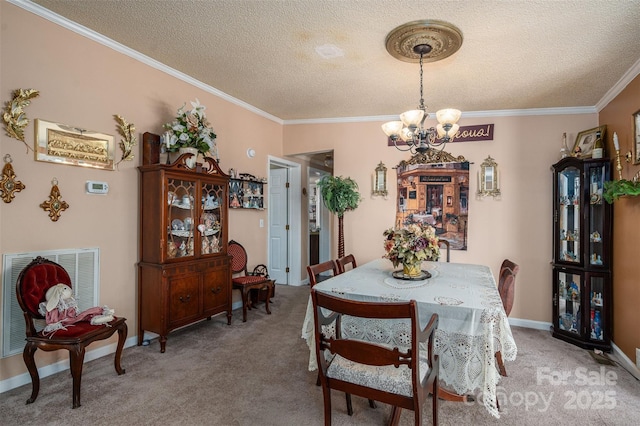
[15,256,127,408]
[228,240,275,322]
[336,254,357,274]
[496,259,519,376]
[438,240,450,262]
[312,289,439,426]
[307,260,339,287]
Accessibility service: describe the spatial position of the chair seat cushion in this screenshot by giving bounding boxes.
[33,317,123,340]
[326,353,430,397]
[232,276,270,287]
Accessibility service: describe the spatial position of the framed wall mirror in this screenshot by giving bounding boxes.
[372,161,388,197]
[478,155,501,198]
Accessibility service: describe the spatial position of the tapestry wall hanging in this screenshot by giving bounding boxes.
[395,160,470,250]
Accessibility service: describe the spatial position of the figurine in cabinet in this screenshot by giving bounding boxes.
[230,193,241,208]
[167,241,177,258]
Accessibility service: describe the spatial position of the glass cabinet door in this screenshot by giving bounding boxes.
[557,270,582,336]
[588,274,606,342]
[201,182,224,255]
[587,164,606,267]
[167,178,196,259]
[557,166,581,264]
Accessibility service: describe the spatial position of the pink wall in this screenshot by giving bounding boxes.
[0,3,281,380]
[284,113,598,325]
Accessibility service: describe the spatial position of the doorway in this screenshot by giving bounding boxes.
[307,167,331,267]
[268,156,302,285]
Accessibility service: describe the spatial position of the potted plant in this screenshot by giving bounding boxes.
[316,175,361,258]
[163,98,218,160]
[603,179,640,203]
[383,223,440,277]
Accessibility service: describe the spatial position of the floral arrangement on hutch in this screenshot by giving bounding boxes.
[163,98,219,161]
[383,223,440,278]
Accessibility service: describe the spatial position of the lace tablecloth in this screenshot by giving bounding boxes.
[301,258,517,418]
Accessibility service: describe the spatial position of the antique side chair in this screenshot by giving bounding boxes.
[15,256,127,408]
[307,260,338,287]
[312,289,440,425]
[496,259,520,376]
[228,240,275,322]
[336,254,357,274]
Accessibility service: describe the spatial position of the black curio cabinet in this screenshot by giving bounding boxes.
[551,157,612,351]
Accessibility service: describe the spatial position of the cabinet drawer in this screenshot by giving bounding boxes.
[168,275,200,324]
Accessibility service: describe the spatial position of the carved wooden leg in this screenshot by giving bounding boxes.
[263,282,273,314]
[432,379,439,426]
[160,336,167,353]
[345,393,353,415]
[69,345,86,409]
[322,386,332,426]
[23,343,39,405]
[389,406,402,426]
[241,288,249,322]
[114,322,128,375]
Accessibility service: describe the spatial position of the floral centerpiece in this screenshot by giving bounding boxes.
[163,98,218,158]
[383,223,440,277]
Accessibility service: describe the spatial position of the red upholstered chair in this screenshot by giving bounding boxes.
[496,259,519,376]
[336,254,357,274]
[228,240,275,322]
[15,256,127,408]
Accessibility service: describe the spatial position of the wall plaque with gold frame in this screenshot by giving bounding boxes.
[35,119,115,170]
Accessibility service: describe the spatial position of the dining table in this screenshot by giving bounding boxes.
[301,258,517,418]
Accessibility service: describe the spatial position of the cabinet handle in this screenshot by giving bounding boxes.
[210,286,222,294]
[179,294,191,303]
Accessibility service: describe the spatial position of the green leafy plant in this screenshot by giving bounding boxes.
[316,175,361,258]
[603,179,640,203]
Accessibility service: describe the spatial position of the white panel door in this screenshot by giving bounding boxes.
[269,167,288,284]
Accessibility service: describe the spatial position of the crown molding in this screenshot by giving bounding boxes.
[283,106,597,126]
[8,0,283,125]
[596,56,640,112]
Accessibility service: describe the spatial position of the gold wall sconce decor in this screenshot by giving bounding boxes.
[114,114,137,166]
[0,154,26,203]
[2,88,39,151]
[477,155,501,199]
[40,178,69,222]
[372,161,388,197]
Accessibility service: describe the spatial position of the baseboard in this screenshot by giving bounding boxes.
[611,341,640,381]
[0,336,138,394]
[508,317,553,331]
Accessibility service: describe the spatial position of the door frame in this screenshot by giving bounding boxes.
[268,156,302,286]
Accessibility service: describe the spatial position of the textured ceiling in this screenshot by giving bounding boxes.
[26,0,640,121]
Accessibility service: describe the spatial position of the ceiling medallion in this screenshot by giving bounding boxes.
[385,20,463,63]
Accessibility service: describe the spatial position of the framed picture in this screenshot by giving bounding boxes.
[572,125,606,159]
[35,119,115,170]
[633,109,640,165]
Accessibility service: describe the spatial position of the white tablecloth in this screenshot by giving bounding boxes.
[301,258,517,418]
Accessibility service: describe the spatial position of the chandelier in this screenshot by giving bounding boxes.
[381,20,463,155]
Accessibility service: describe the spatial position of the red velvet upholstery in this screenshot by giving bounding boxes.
[15,256,127,408]
[20,261,71,318]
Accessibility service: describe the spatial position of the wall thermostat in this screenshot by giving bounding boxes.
[86,181,109,194]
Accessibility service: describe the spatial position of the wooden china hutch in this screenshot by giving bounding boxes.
[137,133,231,353]
[551,157,612,351]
